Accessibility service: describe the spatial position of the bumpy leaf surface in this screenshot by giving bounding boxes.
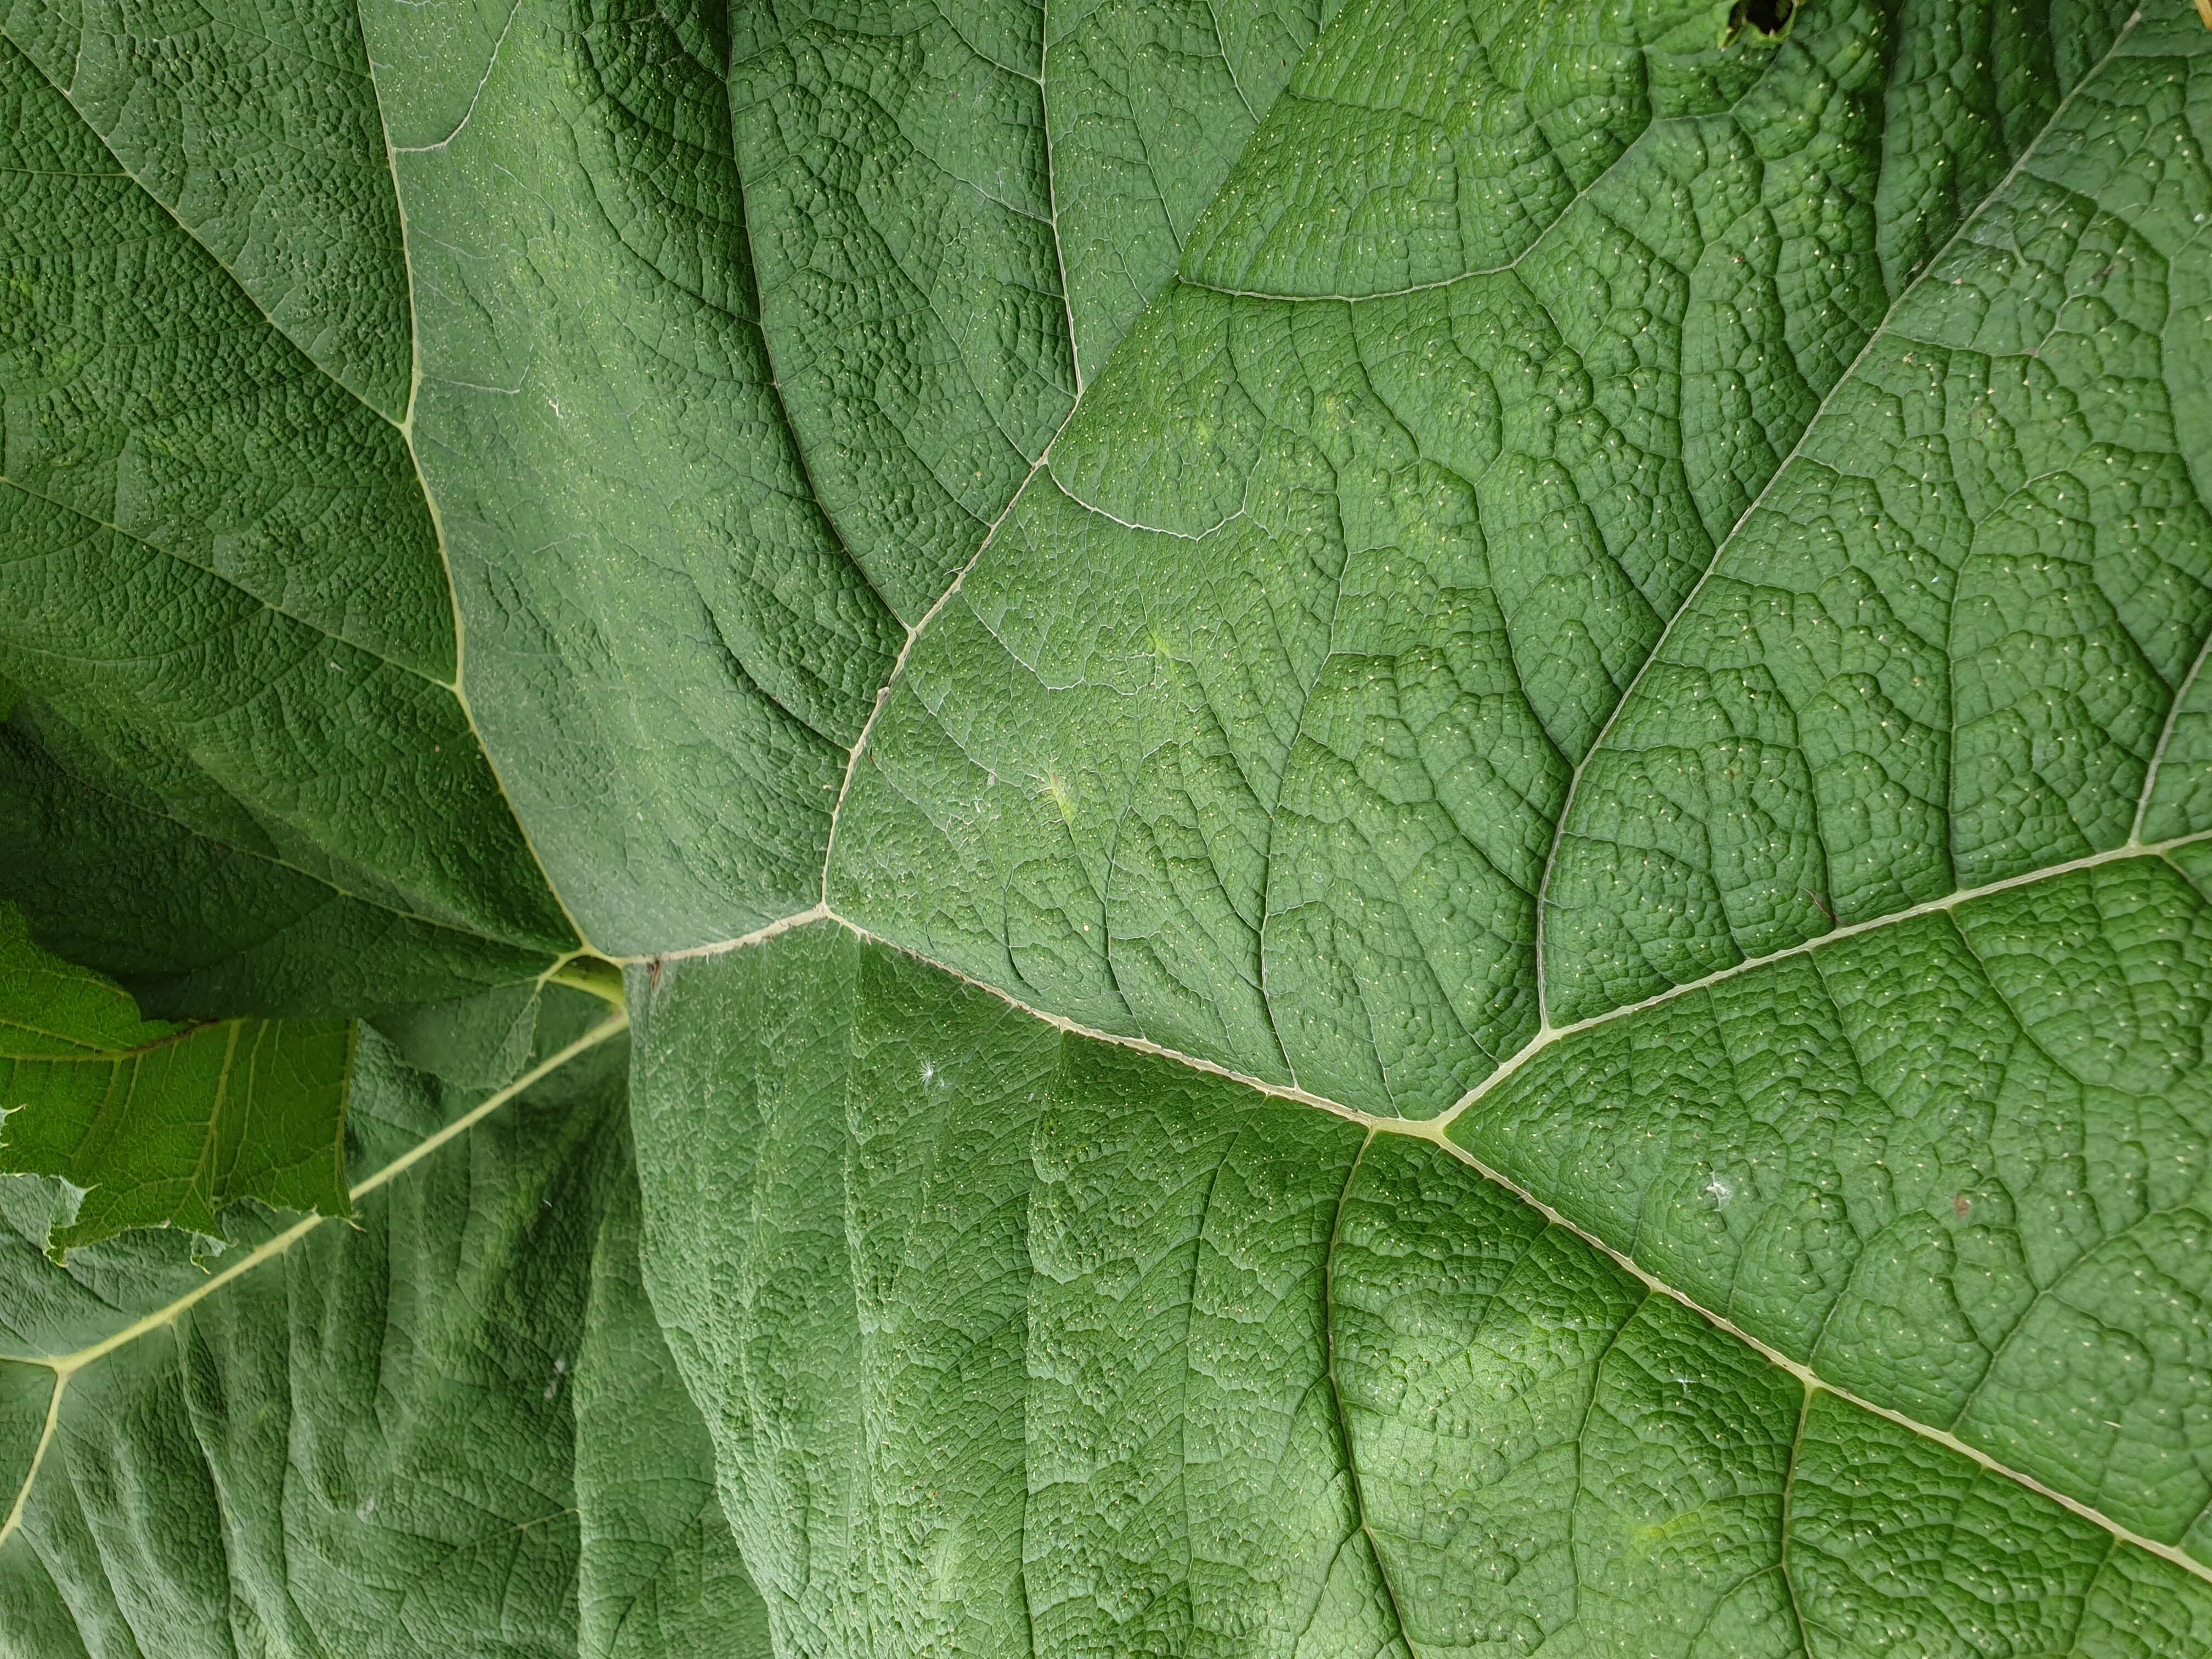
[0,23,577,1011]
[831,0,2210,1122]
[633,924,2212,1658]
[0,991,766,1659]
[3,0,2211,1650]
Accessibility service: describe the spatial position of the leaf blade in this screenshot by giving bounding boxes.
[631,924,2212,1656]
[0,906,352,1251]
[0,993,769,1659]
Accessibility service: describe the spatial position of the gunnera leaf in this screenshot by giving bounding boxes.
[4,0,2211,1650]
[0,905,351,1252]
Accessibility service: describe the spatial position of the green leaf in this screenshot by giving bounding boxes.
[5,0,2212,1648]
[0,991,767,1659]
[807,0,2212,1593]
[633,924,2212,1658]
[0,29,577,1006]
[721,0,1347,617]
[1,0,1333,963]
[0,710,568,1017]
[831,0,2202,1118]
[0,905,351,1252]
[1451,851,2212,1564]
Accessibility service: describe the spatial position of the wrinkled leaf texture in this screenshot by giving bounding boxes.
[4,0,2212,1652]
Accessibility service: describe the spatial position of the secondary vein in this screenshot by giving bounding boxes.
[0,1011,629,1549]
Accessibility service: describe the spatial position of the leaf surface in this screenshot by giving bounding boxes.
[831,0,2207,1118]
[0,25,577,1003]
[3,0,2212,1647]
[0,905,351,1252]
[0,991,768,1659]
[726,0,1347,616]
[766,0,2212,1632]
[633,924,2212,1658]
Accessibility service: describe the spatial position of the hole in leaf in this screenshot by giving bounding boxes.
[1723,0,1795,44]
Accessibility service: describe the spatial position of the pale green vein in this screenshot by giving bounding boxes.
[1528,11,2150,1026]
[0,1009,628,1549]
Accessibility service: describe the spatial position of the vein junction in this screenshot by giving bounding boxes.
[635,825,2212,1587]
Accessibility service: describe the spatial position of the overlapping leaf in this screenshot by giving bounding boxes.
[0,991,765,1659]
[0,25,574,1009]
[0,905,351,1251]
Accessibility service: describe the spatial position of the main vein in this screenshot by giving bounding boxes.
[652,824,2212,1579]
[0,1011,629,1551]
[1526,12,2145,1028]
